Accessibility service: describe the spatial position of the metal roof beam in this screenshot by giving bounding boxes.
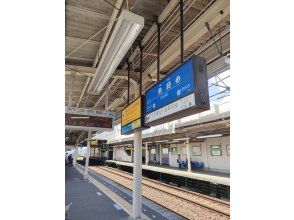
[143,0,230,84]
[66,5,110,20]
[77,77,91,108]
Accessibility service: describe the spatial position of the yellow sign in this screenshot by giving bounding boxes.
[90,140,98,146]
[122,97,141,126]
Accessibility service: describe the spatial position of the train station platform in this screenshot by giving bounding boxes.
[105,160,230,186]
[65,166,129,220]
[68,164,183,220]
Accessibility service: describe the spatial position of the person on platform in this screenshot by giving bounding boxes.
[153,153,156,164]
[177,154,182,169]
[67,153,73,167]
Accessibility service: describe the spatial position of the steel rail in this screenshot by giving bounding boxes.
[95,166,230,217]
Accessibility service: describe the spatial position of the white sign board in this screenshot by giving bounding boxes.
[145,93,196,124]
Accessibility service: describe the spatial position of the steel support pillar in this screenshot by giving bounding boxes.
[203,141,209,171]
[159,144,162,165]
[180,0,184,63]
[73,143,78,167]
[133,131,142,219]
[156,20,160,82]
[186,139,191,172]
[127,59,130,105]
[132,82,142,219]
[84,131,92,179]
[139,43,143,96]
[145,142,149,165]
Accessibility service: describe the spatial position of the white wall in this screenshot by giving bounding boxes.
[205,136,230,173]
[169,136,230,173]
[113,147,132,162]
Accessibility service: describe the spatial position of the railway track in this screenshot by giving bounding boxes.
[90,166,230,220]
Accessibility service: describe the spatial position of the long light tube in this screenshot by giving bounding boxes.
[88,10,144,94]
[173,137,190,141]
[155,140,169,143]
[196,134,223,139]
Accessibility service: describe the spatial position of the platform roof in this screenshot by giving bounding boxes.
[65,0,230,145]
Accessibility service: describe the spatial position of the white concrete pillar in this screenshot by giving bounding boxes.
[73,144,78,167]
[145,142,149,165]
[159,144,162,165]
[84,130,92,179]
[133,131,142,219]
[203,141,209,170]
[186,139,191,172]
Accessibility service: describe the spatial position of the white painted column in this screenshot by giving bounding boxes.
[133,131,142,219]
[132,82,142,219]
[203,141,209,171]
[186,139,191,172]
[73,144,78,167]
[159,144,162,165]
[84,130,92,179]
[145,143,149,165]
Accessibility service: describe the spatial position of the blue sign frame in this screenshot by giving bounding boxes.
[144,55,210,126]
[145,58,195,114]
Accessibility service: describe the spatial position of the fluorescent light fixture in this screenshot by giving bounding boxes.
[155,140,169,143]
[197,134,222,139]
[88,10,144,94]
[71,116,89,119]
[143,142,152,144]
[173,137,190,141]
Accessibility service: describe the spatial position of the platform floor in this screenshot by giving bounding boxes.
[106,160,230,186]
[65,166,129,220]
[67,164,183,220]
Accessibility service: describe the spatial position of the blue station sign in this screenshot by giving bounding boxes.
[144,55,210,126]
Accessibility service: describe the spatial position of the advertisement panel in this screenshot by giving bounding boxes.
[144,55,210,126]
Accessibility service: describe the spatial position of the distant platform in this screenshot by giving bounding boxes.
[65,166,129,220]
[106,160,230,186]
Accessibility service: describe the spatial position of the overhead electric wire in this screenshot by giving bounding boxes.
[65,66,89,77]
[103,0,120,11]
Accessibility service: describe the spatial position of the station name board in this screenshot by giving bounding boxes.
[144,55,210,126]
[121,96,148,135]
[65,107,115,131]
